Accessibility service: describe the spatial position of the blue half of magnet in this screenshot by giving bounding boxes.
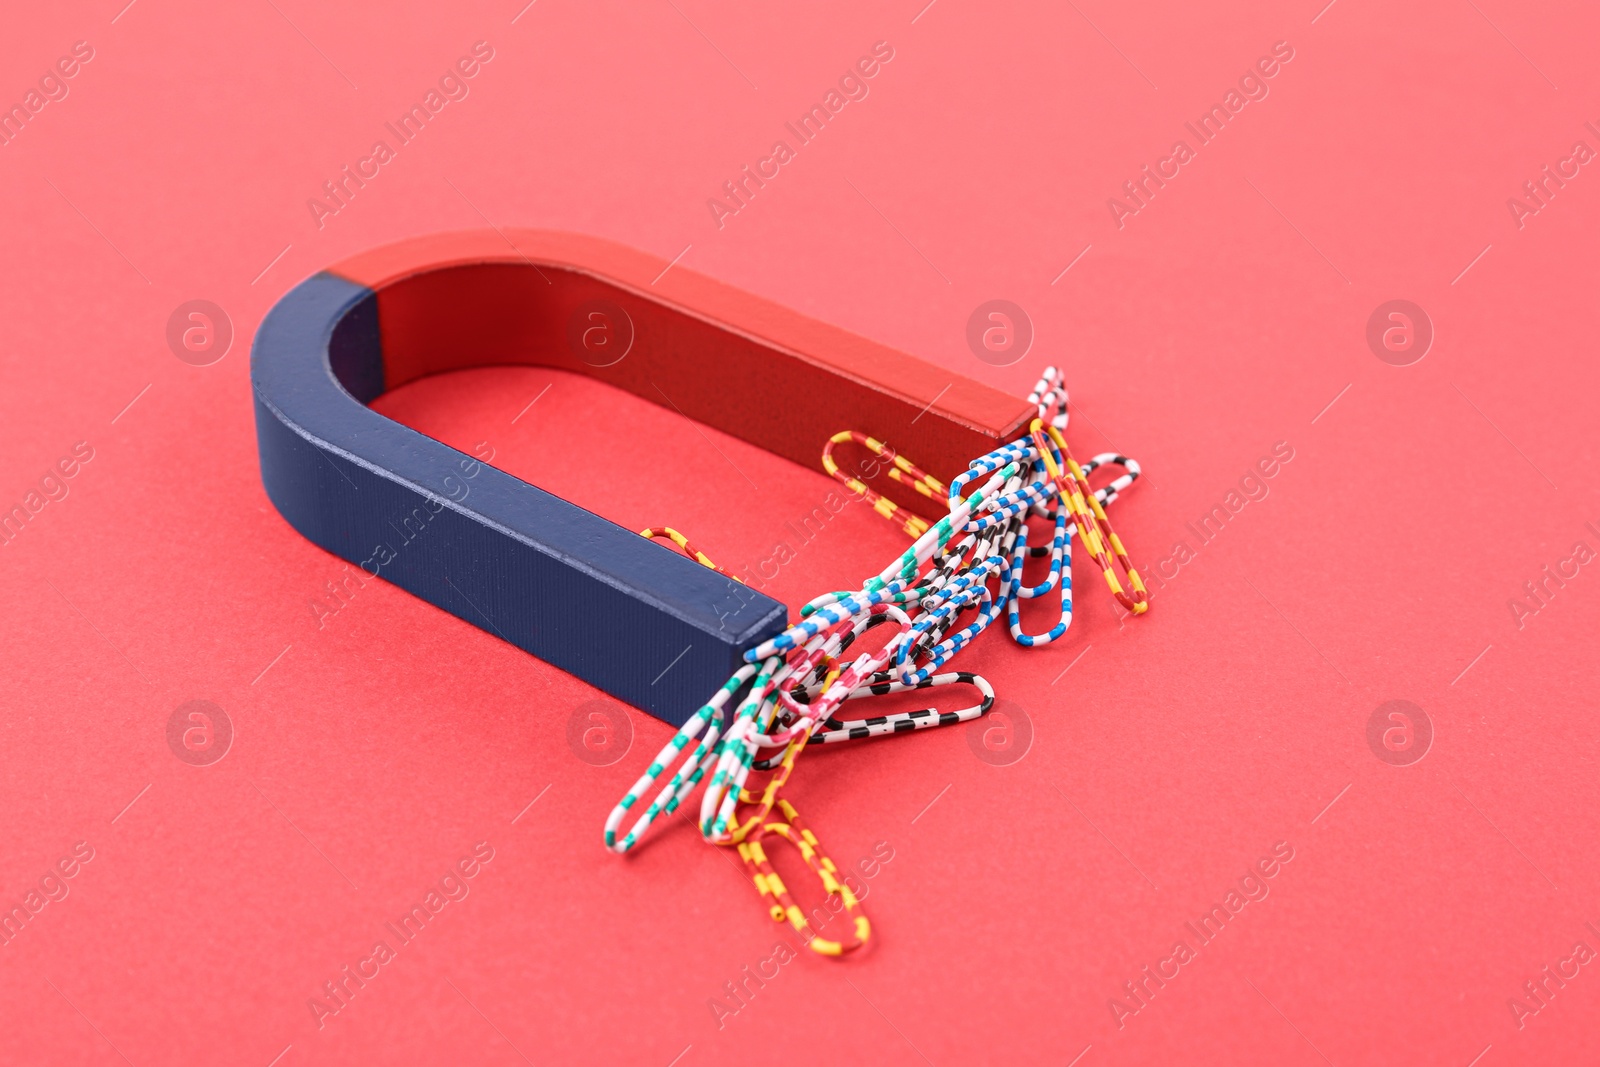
[251,271,787,727]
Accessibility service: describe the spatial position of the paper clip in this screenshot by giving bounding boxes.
[604,663,756,854]
[716,660,839,843]
[1030,419,1149,614]
[1004,493,1073,646]
[639,527,742,580]
[736,798,870,957]
[1026,369,1069,431]
[822,431,945,539]
[604,367,1152,961]
[814,669,994,743]
[750,669,995,769]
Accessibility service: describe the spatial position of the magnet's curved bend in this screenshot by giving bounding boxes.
[250,230,1032,725]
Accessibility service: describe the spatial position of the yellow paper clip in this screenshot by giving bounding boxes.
[1031,419,1149,614]
[736,798,870,957]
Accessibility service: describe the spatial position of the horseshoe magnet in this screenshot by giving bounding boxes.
[250,230,1033,725]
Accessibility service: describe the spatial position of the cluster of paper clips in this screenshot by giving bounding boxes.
[608,367,1148,957]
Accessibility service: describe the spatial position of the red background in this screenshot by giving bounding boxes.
[2,1,1597,1064]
